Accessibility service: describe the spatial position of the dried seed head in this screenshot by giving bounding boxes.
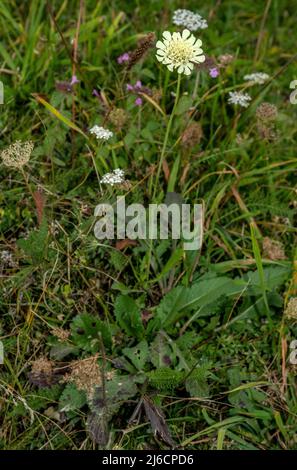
[181,122,203,149]
[284,297,297,321]
[29,357,59,388]
[108,107,128,130]
[218,54,234,66]
[262,237,286,261]
[51,327,70,342]
[63,355,115,398]
[256,102,278,122]
[63,355,101,397]
[1,140,34,168]
[127,32,156,70]
[257,123,277,141]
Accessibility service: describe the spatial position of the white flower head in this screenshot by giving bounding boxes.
[100,168,125,186]
[89,125,113,141]
[156,29,205,75]
[228,91,252,108]
[243,72,270,85]
[173,9,208,31]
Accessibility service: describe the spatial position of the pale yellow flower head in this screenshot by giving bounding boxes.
[156,29,205,75]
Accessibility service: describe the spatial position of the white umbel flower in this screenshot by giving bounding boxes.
[243,72,270,85]
[228,91,252,108]
[173,9,208,31]
[89,125,113,140]
[156,29,205,75]
[100,168,125,186]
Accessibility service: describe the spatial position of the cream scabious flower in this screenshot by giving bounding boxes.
[156,29,205,75]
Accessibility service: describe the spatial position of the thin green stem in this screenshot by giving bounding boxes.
[152,74,181,202]
[146,74,182,282]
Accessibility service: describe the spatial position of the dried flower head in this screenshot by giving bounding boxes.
[244,72,269,85]
[256,102,278,122]
[284,298,297,321]
[127,32,155,70]
[63,355,101,397]
[256,103,278,141]
[1,140,34,168]
[108,108,128,130]
[173,9,208,31]
[257,123,277,141]
[228,91,252,108]
[29,357,60,388]
[156,29,205,75]
[63,355,115,398]
[51,327,70,342]
[89,125,113,141]
[218,54,234,66]
[181,122,203,149]
[262,237,286,260]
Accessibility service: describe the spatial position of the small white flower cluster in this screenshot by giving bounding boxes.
[243,72,270,85]
[89,125,113,141]
[228,91,252,108]
[0,250,18,268]
[173,9,208,31]
[100,168,125,186]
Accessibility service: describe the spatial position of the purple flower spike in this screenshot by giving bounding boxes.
[135,97,143,106]
[209,67,219,78]
[135,80,142,90]
[92,89,100,97]
[126,84,134,91]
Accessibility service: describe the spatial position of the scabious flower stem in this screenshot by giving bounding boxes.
[147,74,181,282]
[152,73,181,202]
[192,71,200,99]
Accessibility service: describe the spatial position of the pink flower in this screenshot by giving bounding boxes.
[209,67,219,78]
[70,75,80,85]
[117,52,130,64]
[135,97,143,106]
